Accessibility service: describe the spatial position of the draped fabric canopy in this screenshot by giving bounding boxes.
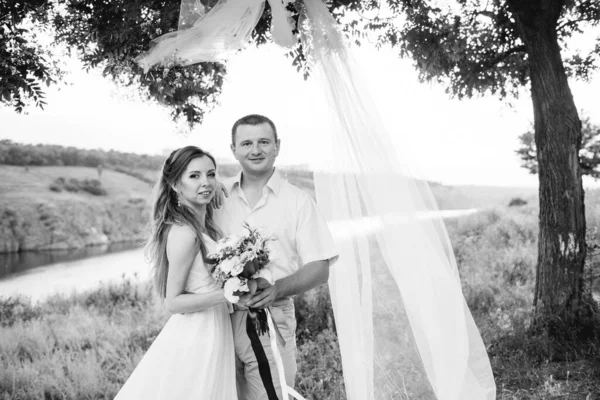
[138,0,497,398]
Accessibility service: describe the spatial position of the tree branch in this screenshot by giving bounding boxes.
[557,18,598,33]
[482,45,526,69]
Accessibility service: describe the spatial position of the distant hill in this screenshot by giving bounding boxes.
[0,165,152,201]
[0,166,150,253]
[0,142,543,254]
[431,184,538,210]
[0,139,163,171]
[0,140,540,209]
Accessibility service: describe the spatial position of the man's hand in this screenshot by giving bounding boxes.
[234,293,253,311]
[247,284,279,309]
[211,181,229,209]
[255,277,272,290]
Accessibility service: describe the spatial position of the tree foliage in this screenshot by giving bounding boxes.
[0,0,63,112]
[3,1,600,125]
[51,0,229,126]
[517,115,600,179]
[1,0,227,125]
[1,0,367,125]
[0,139,164,169]
[356,0,600,99]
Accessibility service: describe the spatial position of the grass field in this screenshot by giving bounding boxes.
[0,165,152,205]
[0,163,540,210]
[1,205,600,399]
[2,164,599,398]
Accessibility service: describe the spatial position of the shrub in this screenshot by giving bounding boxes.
[295,284,335,344]
[296,329,345,399]
[0,297,43,327]
[49,177,107,196]
[49,183,62,192]
[509,197,528,207]
[79,179,107,196]
[128,197,146,205]
[64,178,81,192]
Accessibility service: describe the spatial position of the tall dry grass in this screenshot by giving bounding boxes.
[2,203,600,399]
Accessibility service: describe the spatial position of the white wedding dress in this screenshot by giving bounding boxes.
[114,235,236,400]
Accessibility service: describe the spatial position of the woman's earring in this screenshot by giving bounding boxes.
[177,193,181,208]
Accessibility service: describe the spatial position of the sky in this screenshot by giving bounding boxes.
[2,39,600,188]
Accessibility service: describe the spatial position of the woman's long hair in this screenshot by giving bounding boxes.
[145,146,222,298]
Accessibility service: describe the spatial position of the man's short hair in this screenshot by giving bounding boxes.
[231,114,278,144]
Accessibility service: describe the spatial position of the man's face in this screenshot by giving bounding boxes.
[231,122,280,176]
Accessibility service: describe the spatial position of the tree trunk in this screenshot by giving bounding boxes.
[507,0,589,334]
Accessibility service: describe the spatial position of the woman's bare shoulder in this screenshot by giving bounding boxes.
[166,224,197,249]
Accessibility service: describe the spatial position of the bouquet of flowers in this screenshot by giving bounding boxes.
[210,224,290,398]
[209,223,275,332]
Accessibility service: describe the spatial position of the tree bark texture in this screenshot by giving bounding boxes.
[507,0,588,330]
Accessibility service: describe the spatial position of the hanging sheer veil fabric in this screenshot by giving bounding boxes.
[137,0,296,72]
[137,0,263,71]
[300,0,496,399]
[137,0,496,398]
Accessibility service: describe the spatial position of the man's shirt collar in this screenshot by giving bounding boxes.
[229,168,282,197]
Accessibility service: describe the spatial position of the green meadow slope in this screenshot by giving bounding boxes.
[0,164,539,253]
[0,166,152,253]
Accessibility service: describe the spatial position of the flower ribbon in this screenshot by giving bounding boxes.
[245,307,306,400]
[246,308,278,400]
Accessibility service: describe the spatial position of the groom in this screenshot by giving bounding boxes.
[214,114,338,400]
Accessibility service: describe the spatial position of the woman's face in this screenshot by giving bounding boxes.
[175,156,217,208]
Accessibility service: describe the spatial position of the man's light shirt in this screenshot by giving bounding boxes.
[214,170,338,281]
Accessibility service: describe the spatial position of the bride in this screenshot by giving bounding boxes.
[114,146,238,400]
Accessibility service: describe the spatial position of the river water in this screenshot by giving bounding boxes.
[0,209,478,303]
[0,247,150,303]
[0,241,141,280]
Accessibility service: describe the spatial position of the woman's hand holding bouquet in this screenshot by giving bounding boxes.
[209,224,275,334]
